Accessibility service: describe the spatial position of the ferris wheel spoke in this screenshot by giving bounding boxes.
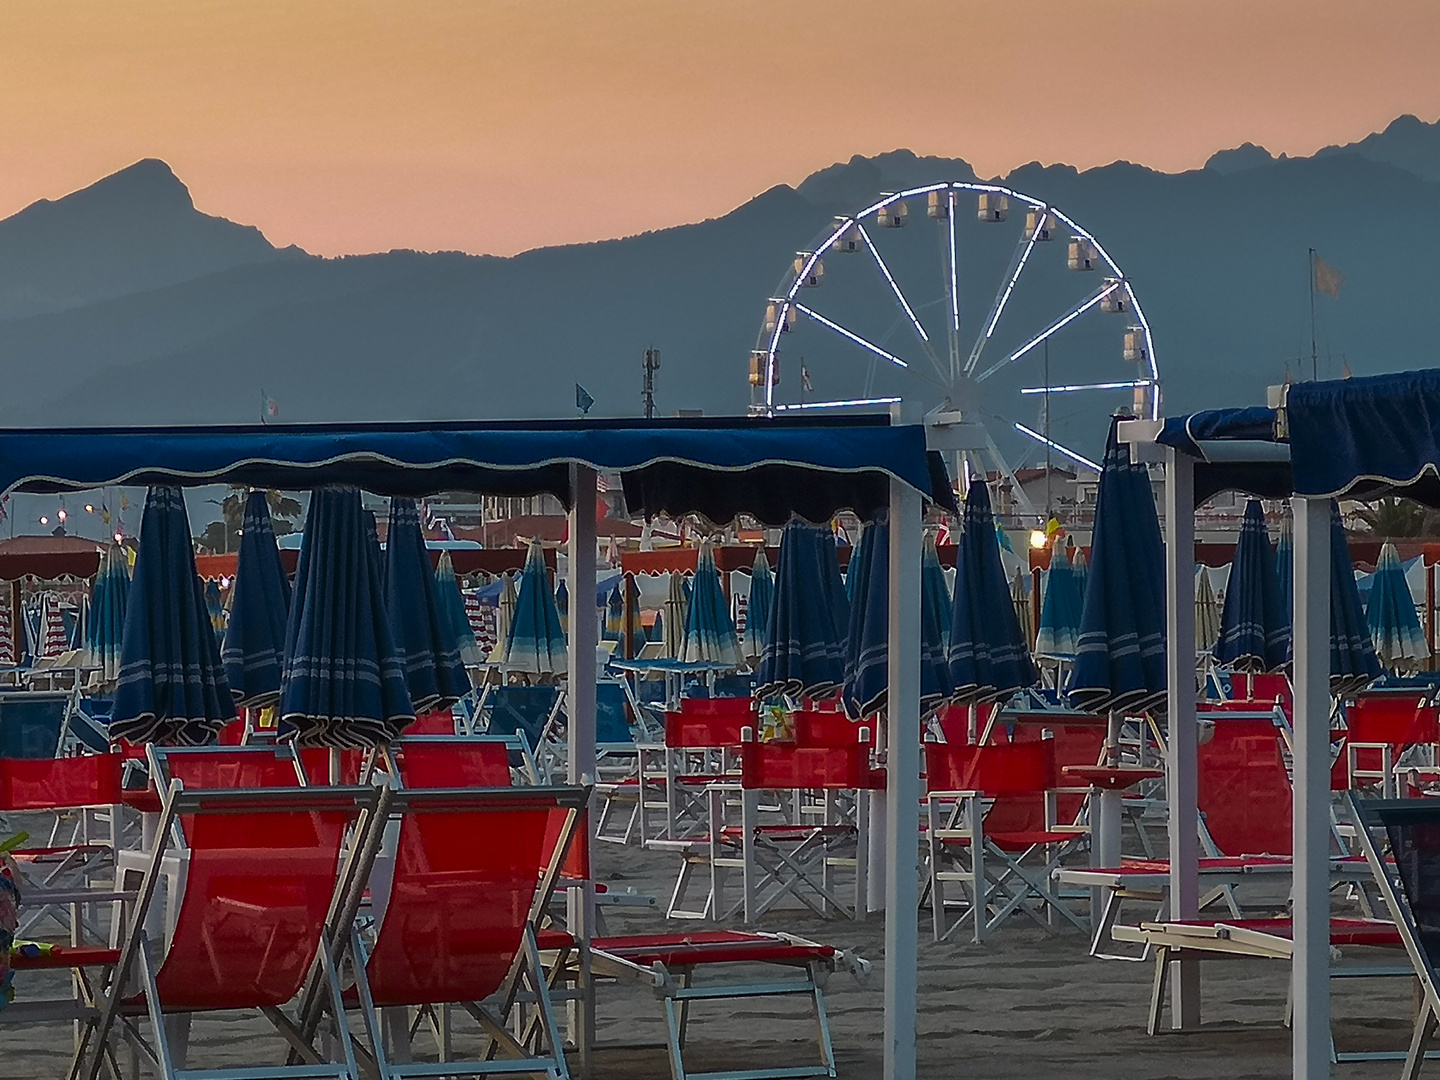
[1019,379,1153,396]
[964,211,1046,377]
[857,226,948,382]
[965,418,1039,521]
[1011,420,1103,473]
[974,280,1123,383]
[773,396,902,412]
[793,303,910,370]
[946,191,960,384]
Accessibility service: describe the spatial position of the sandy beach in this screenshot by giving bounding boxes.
[3,832,1418,1080]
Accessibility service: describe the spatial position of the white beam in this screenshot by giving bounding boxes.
[1292,496,1332,1080]
[566,463,599,1077]
[1163,447,1200,1028]
[884,468,922,1080]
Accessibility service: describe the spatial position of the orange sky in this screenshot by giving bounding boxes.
[2,0,1437,257]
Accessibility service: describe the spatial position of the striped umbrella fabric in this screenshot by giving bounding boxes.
[0,590,15,668]
[1195,566,1221,655]
[385,498,470,712]
[435,551,483,665]
[1366,540,1428,671]
[662,573,688,659]
[221,492,291,707]
[680,540,742,667]
[842,513,953,718]
[204,579,226,643]
[746,548,775,660]
[824,532,850,643]
[502,540,567,674]
[280,487,414,747]
[603,583,624,642]
[845,525,874,606]
[112,487,235,745]
[1071,543,1088,602]
[921,535,953,650]
[1068,421,1167,715]
[87,545,131,683]
[1035,543,1083,661]
[622,573,645,656]
[948,480,1037,704]
[40,593,69,659]
[1011,568,1033,651]
[1276,514,1293,617]
[756,521,848,701]
[496,573,517,659]
[1214,500,1289,673]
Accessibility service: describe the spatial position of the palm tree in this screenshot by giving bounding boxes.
[1352,497,1440,538]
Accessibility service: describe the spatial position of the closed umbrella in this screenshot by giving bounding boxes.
[662,573,688,659]
[1195,566,1221,655]
[40,594,68,659]
[1011,568,1034,651]
[603,583,624,642]
[555,580,569,627]
[845,525,874,606]
[1035,544,1083,660]
[204,580,226,645]
[87,544,131,683]
[1071,542,1088,603]
[385,498,470,712]
[1366,540,1427,671]
[1213,499,1289,673]
[502,540,567,675]
[112,487,235,745]
[495,573,517,659]
[1326,503,1382,695]
[756,521,848,701]
[280,486,414,747]
[435,551,483,666]
[1276,514,1293,618]
[843,513,953,718]
[746,549,775,660]
[922,535,953,649]
[622,573,645,657]
[221,492,291,707]
[0,591,15,668]
[824,532,850,643]
[680,539,743,667]
[1068,421,1167,715]
[949,480,1037,703]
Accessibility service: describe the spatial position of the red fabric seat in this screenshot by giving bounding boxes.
[10,944,121,970]
[1154,917,1401,948]
[593,930,835,968]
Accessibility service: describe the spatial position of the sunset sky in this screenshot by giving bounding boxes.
[2,1,1437,257]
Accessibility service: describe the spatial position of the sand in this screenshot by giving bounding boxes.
[2,837,1418,1079]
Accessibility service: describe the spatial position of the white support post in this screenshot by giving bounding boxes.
[1163,447,1200,1028]
[884,474,921,1080]
[1292,496,1332,1080]
[566,463,598,1077]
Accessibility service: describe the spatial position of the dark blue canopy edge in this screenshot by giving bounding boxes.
[0,416,953,526]
[1156,407,1292,505]
[1289,370,1440,508]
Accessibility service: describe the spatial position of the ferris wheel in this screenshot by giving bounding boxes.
[749,182,1160,517]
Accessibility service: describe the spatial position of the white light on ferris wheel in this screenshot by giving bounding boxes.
[792,304,908,369]
[1019,381,1149,395]
[773,397,902,412]
[1013,422,1102,473]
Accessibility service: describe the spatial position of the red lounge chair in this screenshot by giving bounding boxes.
[73,746,384,1080]
[1342,692,1440,797]
[343,782,588,1080]
[924,738,1089,942]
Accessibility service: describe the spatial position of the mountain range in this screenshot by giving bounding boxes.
[3,114,1440,463]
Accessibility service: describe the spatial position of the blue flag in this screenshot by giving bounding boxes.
[576,383,595,415]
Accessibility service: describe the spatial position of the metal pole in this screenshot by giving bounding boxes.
[566,464,598,1077]
[1308,248,1318,383]
[1163,447,1200,1027]
[1292,495,1332,1080]
[884,468,921,1080]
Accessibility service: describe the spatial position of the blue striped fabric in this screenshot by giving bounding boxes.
[1367,541,1429,671]
[680,540,742,667]
[756,521,847,700]
[86,544,130,684]
[502,540,567,674]
[221,492,291,707]
[1214,500,1289,673]
[111,487,235,745]
[384,498,471,712]
[1035,543,1083,661]
[745,549,775,657]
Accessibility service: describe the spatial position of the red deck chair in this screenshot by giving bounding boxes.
[640,704,751,849]
[924,738,1089,942]
[1197,716,1293,857]
[344,781,588,1080]
[73,746,383,1080]
[1342,692,1440,797]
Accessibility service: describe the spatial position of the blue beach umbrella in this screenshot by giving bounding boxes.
[1071,542,1088,604]
[221,492,291,707]
[680,540,742,667]
[843,513,953,718]
[86,544,131,684]
[823,532,850,644]
[845,525,874,606]
[111,487,236,745]
[921,535,953,649]
[1276,514,1293,617]
[1324,502,1383,695]
[746,548,775,659]
[1035,543,1084,661]
[603,585,624,642]
[435,551,482,666]
[280,487,414,747]
[949,480,1037,704]
[385,498,470,712]
[1367,540,1429,671]
[555,580,570,625]
[1068,420,1167,714]
[503,540,567,674]
[756,521,847,700]
[1213,499,1289,673]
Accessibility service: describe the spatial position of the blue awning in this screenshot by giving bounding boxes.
[0,416,953,525]
[1289,369,1440,506]
[1155,407,1292,505]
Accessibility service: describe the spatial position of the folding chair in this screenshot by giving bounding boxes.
[343,782,588,1080]
[646,701,750,853]
[1343,692,1440,798]
[74,745,384,1080]
[0,689,74,758]
[924,738,1089,942]
[479,685,567,780]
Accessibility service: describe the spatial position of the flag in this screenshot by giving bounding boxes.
[1314,254,1344,299]
[801,365,813,393]
[995,522,1014,553]
[260,389,279,422]
[576,383,595,415]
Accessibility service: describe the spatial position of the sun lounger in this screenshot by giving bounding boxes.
[74,745,384,1080]
[1341,692,1440,797]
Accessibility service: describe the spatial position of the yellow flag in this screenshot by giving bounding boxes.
[1314,254,1344,299]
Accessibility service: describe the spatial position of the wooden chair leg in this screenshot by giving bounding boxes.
[1147,947,1171,1037]
[1403,998,1438,1080]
